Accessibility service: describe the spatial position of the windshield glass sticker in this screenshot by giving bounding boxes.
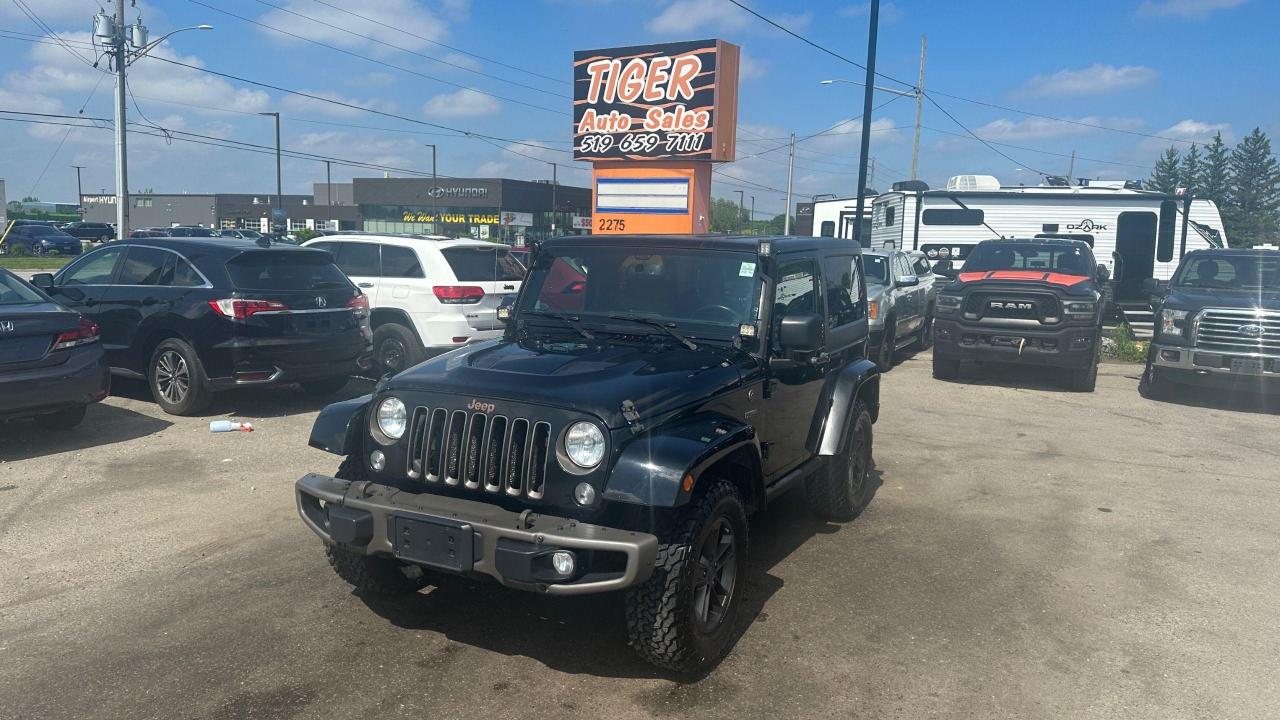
[739,261,756,278]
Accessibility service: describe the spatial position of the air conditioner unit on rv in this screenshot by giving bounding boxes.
[946,175,1001,191]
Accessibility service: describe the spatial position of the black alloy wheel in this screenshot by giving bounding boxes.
[692,517,738,633]
[373,323,423,377]
[377,336,408,374]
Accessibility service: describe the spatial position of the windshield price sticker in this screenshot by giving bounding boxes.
[739,261,756,277]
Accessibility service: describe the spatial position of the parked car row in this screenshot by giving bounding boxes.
[1,223,85,256]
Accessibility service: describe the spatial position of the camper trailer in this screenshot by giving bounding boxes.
[811,175,1228,333]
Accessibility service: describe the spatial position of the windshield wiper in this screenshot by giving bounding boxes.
[606,314,698,350]
[523,309,595,341]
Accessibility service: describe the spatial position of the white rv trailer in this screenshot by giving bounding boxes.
[808,194,876,245]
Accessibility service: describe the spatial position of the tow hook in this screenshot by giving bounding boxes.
[1016,337,1026,356]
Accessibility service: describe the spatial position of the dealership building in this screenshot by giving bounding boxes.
[80,177,591,242]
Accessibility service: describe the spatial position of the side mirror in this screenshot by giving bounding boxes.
[896,274,919,287]
[778,313,822,353]
[1140,277,1168,295]
[1095,264,1111,282]
[30,272,55,289]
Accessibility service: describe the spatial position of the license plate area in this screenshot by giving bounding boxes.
[391,515,474,572]
[1230,357,1266,375]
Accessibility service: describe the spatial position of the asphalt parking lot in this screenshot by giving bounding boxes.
[1,351,1277,720]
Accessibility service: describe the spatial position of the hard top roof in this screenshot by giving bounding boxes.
[540,234,860,253]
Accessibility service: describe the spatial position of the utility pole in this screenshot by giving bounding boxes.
[110,0,128,235]
[259,112,281,231]
[324,160,332,230]
[71,165,85,215]
[1067,150,1076,186]
[911,34,927,181]
[750,195,756,234]
[425,144,437,234]
[851,0,880,248]
[734,190,745,232]
[783,131,796,234]
[551,162,558,234]
[869,157,876,191]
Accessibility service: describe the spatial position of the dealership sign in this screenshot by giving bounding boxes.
[573,39,739,162]
[571,215,592,230]
[500,211,533,227]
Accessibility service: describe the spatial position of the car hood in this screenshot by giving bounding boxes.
[385,338,750,429]
[945,271,1099,298]
[1165,287,1280,312]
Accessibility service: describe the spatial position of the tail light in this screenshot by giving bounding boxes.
[346,293,370,318]
[868,300,879,320]
[52,317,100,351]
[208,298,288,320]
[433,285,485,304]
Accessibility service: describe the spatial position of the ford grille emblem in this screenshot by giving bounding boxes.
[0,320,14,333]
[316,296,327,308]
[1238,324,1264,338]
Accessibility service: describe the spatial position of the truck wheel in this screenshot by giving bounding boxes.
[325,456,428,596]
[1138,363,1171,400]
[933,355,960,380]
[918,308,934,350]
[625,478,749,673]
[373,323,424,376]
[875,321,895,371]
[806,400,874,521]
[1068,352,1099,392]
[149,338,213,416]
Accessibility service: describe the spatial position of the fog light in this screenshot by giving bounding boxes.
[551,550,576,576]
[574,482,596,506]
[369,450,385,471]
[1160,349,1181,363]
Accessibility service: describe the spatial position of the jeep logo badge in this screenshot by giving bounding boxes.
[467,399,496,414]
[989,301,1034,311]
[1238,324,1264,338]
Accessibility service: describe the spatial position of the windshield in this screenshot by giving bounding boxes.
[864,255,891,285]
[518,246,761,339]
[1175,254,1280,290]
[962,242,1095,275]
[225,250,351,291]
[0,270,45,304]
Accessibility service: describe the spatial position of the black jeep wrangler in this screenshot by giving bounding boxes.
[1140,248,1280,399]
[296,234,880,672]
[931,237,1107,391]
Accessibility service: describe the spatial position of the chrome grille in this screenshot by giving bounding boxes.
[407,406,549,500]
[1194,309,1280,357]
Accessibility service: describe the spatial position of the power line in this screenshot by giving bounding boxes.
[184,0,566,115]
[924,93,1051,176]
[247,0,569,98]
[307,0,567,86]
[7,0,100,68]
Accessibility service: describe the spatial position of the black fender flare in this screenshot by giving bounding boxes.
[308,393,373,455]
[603,413,762,510]
[815,358,880,457]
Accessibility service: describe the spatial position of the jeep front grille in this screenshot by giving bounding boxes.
[1194,309,1280,357]
[407,407,550,500]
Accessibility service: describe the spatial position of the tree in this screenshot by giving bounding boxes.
[1147,147,1181,194]
[709,197,748,233]
[1199,132,1231,207]
[1224,127,1280,247]
[1179,144,1203,193]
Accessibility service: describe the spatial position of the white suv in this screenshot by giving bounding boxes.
[304,234,524,374]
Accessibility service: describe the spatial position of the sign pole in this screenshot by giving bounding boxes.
[784,132,795,234]
[852,0,880,248]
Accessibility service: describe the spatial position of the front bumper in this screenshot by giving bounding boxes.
[933,317,1098,368]
[296,473,658,595]
[1150,342,1280,392]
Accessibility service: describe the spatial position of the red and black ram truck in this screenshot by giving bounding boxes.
[930,238,1107,392]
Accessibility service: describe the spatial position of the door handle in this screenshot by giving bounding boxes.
[141,297,159,306]
[83,298,97,307]
[357,282,374,288]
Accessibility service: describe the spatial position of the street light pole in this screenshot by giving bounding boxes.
[71,165,85,215]
[734,190,744,232]
[851,0,880,248]
[784,132,795,234]
[911,34,927,181]
[551,162,558,235]
[259,112,281,231]
[324,160,332,230]
[425,144,437,234]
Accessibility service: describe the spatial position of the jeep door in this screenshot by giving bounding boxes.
[763,255,828,477]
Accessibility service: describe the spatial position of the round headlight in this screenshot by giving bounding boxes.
[376,397,407,440]
[564,421,605,468]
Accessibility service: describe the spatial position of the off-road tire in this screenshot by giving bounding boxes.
[324,456,428,595]
[806,400,874,521]
[373,323,424,377]
[933,355,960,380]
[148,338,213,416]
[625,478,749,674]
[876,321,895,372]
[34,405,87,430]
[299,376,349,395]
[918,307,935,349]
[1138,362,1171,401]
[1067,349,1100,392]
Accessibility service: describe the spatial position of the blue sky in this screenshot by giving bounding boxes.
[0,0,1275,220]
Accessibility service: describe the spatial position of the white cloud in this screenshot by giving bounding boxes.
[476,161,512,176]
[422,88,499,118]
[967,116,1143,141]
[0,0,109,25]
[1018,64,1158,97]
[1141,119,1232,148]
[840,2,904,23]
[647,0,810,36]
[256,0,461,54]
[738,50,766,80]
[1137,0,1247,18]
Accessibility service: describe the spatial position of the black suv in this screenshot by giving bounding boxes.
[932,238,1107,391]
[62,221,116,243]
[295,234,881,672]
[31,238,373,415]
[1140,249,1280,398]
